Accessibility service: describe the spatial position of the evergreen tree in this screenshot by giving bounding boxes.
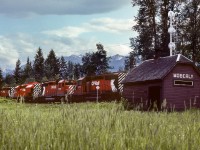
[124,51,136,71]
[4,73,16,86]
[129,0,184,64]
[67,61,75,79]
[82,43,110,75]
[0,68,3,81]
[44,49,60,80]
[23,57,33,83]
[73,63,82,79]
[0,68,3,87]
[14,59,22,84]
[95,43,110,74]
[82,52,96,76]
[180,0,200,63]
[33,47,44,82]
[131,0,159,60]
[159,0,170,56]
[59,56,68,79]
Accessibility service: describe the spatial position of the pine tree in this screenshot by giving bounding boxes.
[73,63,82,79]
[82,52,96,76]
[33,47,44,82]
[4,73,16,86]
[180,0,200,63]
[0,68,3,81]
[23,57,33,83]
[131,0,159,60]
[14,59,22,84]
[159,0,170,56]
[124,51,136,71]
[59,56,68,79]
[44,49,60,80]
[0,68,3,87]
[95,43,110,75]
[82,43,110,76]
[67,61,75,79]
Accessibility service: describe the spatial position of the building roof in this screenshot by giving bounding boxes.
[123,54,195,84]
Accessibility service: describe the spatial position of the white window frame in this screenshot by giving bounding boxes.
[174,80,193,86]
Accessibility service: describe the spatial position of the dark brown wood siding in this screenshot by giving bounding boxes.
[123,82,162,109]
[163,64,200,110]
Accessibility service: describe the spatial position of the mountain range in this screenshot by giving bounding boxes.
[63,54,126,72]
[3,54,127,76]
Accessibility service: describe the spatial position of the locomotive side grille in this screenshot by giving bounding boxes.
[68,85,76,95]
[118,73,127,93]
[33,84,42,98]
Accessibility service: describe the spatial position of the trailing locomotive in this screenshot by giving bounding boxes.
[9,82,42,102]
[37,80,76,102]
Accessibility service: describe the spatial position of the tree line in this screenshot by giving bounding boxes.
[0,43,111,87]
[125,0,200,70]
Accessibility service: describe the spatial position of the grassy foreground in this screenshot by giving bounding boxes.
[0,98,200,150]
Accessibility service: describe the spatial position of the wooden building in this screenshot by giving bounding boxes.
[122,54,200,111]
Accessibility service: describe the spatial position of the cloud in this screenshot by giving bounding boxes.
[0,36,19,70]
[0,33,40,70]
[41,17,134,55]
[43,27,88,38]
[105,44,132,56]
[42,18,134,37]
[0,16,134,69]
[84,18,134,33]
[0,0,131,16]
[0,33,99,69]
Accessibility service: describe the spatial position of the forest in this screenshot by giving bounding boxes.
[0,43,111,87]
[125,0,200,70]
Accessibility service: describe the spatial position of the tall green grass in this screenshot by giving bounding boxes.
[0,97,200,149]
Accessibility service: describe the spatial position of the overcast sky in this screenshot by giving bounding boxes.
[0,0,138,70]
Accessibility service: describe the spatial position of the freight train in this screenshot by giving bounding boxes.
[0,72,127,103]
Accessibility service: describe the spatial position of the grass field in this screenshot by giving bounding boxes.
[0,97,200,150]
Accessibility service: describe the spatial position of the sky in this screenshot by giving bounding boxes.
[0,0,138,70]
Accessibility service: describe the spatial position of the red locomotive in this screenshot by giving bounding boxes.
[9,82,41,102]
[0,72,127,103]
[38,80,76,102]
[68,72,127,102]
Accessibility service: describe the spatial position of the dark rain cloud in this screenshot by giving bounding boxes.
[0,0,131,16]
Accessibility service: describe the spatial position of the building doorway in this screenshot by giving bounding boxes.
[148,86,161,110]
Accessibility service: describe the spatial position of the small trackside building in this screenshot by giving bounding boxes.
[122,54,200,111]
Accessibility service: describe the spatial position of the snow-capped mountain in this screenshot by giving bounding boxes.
[109,54,126,71]
[63,55,83,64]
[2,69,13,77]
[63,54,126,72]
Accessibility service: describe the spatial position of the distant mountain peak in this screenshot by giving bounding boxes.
[63,54,126,72]
[3,54,127,76]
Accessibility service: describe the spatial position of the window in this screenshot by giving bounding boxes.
[174,80,193,86]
